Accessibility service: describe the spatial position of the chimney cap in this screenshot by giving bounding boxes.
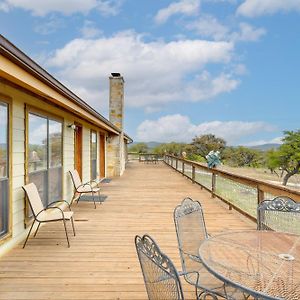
[111,72,121,77]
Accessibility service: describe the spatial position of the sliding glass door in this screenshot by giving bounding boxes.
[28,113,62,208]
[0,102,9,237]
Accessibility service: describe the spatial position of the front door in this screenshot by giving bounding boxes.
[75,125,83,178]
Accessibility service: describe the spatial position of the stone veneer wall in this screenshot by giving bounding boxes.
[107,75,126,177]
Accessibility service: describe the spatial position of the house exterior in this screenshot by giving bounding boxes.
[0,35,131,255]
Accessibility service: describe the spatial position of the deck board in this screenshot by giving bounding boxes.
[0,161,255,299]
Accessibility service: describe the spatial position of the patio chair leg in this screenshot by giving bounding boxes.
[23,220,35,249]
[63,219,70,248]
[34,222,41,237]
[98,190,102,205]
[92,191,96,209]
[71,217,76,236]
[71,192,77,206]
[76,193,82,204]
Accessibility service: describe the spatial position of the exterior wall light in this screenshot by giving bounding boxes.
[106,135,112,143]
[67,124,77,130]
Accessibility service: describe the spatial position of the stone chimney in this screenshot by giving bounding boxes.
[107,73,126,177]
[109,73,124,130]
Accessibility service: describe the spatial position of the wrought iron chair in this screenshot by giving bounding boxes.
[135,234,186,300]
[174,197,243,300]
[69,170,101,209]
[257,196,300,235]
[22,183,75,248]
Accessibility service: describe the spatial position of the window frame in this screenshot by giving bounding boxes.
[0,95,12,243]
[25,105,64,224]
[90,130,97,180]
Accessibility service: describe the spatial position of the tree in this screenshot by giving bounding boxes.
[153,142,190,157]
[223,146,263,167]
[265,149,280,176]
[128,143,149,154]
[191,134,226,161]
[266,130,300,186]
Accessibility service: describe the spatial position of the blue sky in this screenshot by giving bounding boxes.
[1,0,299,145]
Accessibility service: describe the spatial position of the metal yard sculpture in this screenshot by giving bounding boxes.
[206,150,221,168]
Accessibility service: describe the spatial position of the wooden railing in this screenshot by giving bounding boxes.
[128,152,163,162]
[164,155,300,221]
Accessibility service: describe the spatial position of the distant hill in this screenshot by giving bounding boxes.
[249,143,281,151]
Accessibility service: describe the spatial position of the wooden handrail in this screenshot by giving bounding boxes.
[164,154,300,221]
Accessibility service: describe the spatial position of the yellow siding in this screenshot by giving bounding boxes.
[11,99,25,239]
[0,81,109,255]
[63,118,75,203]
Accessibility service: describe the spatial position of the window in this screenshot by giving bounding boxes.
[90,131,97,180]
[28,112,62,208]
[0,102,9,237]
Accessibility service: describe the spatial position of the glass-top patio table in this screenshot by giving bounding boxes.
[199,230,300,300]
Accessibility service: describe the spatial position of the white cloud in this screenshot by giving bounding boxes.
[0,0,122,16]
[233,64,247,75]
[187,16,265,42]
[187,15,229,40]
[0,2,10,12]
[80,21,102,38]
[34,16,64,35]
[204,0,237,3]
[231,23,266,42]
[237,0,300,17]
[45,31,236,112]
[154,0,200,24]
[136,114,275,144]
[243,137,283,146]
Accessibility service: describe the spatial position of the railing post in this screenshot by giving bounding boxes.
[211,172,216,198]
[192,165,195,183]
[258,187,264,205]
[182,161,185,175]
[175,158,178,170]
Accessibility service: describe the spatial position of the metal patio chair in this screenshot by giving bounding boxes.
[69,169,101,209]
[174,197,244,300]
[22,183,75,248]
[257,195,300,235]
[135,234,186,300]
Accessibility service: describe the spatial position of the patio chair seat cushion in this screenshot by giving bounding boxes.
[37,210,74,222]
[77,186,100,193]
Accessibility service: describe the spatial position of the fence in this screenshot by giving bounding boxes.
[164,155,300,221]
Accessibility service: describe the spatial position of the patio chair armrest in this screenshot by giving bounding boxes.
[75,183,88,191]
[46,200,72,211]
[45,206,65,218]
[178,270,200,287]
[89,179,99,185]
[35,208,47,219]
[77,182,98,191]
[81,181,100,192]
[179,247,201,263]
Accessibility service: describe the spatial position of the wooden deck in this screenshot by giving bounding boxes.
[0,162,255,300]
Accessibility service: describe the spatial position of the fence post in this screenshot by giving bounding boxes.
[192,165,195,182]
[182,161,185,175]
[175,158,178,170]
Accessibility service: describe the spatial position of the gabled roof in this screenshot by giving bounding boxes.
[0,34,132,142]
